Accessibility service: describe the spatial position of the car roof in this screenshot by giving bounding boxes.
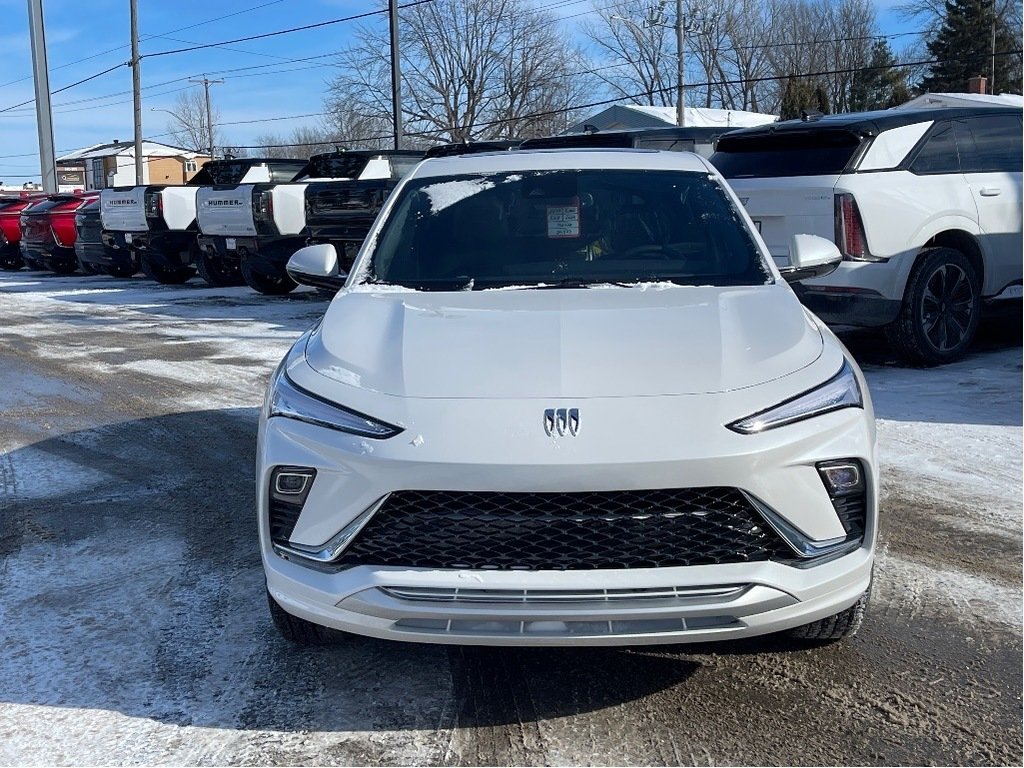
[719,106,1022,139]
[409,148,713,179]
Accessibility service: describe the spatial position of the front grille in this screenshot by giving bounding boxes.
[335,488,794,571]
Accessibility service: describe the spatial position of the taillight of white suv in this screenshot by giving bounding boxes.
[834,193,884,262]
[144,190,163,219]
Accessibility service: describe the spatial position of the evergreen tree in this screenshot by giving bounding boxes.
[780,77,830,119]
[920,0,1022,93]
[850,40,913,111]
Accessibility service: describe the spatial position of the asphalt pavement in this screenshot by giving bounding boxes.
[0,271,1020,766]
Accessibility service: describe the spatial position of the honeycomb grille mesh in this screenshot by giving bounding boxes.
[335,488,794,571]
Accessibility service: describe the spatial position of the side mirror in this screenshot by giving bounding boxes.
[779,234,842,283]
[286,244,348,291]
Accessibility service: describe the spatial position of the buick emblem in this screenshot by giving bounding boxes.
[544,408,580,437]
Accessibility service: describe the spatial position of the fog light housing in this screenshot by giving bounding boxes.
[268,466,316,545]
[817,460,863,497]
[271,466,315,503]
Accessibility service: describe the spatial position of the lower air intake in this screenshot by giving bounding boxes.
[334,488,794,571]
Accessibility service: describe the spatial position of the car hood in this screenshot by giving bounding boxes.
[304,283,823,399]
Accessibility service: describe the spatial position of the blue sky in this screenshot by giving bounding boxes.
[0,0,916,182]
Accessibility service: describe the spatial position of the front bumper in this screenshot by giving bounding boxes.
[266,550,873,646]
[259,371,877,646]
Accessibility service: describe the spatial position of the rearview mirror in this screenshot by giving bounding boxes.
[286,244,348,291]
[779,234,842,283]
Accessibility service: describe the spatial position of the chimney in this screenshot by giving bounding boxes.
[968,76,988,94]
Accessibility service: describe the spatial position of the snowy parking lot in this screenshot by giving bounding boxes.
[0,270,1020,765]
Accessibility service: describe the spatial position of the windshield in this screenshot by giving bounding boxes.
[711,129,865,178]
[364,169,770,290]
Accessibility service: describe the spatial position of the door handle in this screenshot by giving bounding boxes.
[979,187,1002,197]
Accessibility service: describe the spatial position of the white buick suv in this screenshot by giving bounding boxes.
[258,148,878,647]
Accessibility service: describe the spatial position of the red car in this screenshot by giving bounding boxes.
[0,193,46,270]
[19,191,98,273]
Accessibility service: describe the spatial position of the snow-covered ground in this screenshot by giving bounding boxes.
[0,271,1020,765]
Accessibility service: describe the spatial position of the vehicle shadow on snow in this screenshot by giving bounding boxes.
[0,407,734,733]
[0,407,860,733]
[837,309,1023,428]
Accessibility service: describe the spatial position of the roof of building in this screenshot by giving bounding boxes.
[57,141,207,162]
[564,104,778,134]
[897,92,1024,110]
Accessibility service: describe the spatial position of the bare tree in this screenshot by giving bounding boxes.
[163,89,220,154]
[326,0,587,143]
[586,0,882,117]
[582,0,676,106]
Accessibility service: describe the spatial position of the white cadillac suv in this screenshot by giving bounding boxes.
[258,148,878,647]
[712,106,1023,366]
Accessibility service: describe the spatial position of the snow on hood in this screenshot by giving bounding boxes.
[304,283,822,399]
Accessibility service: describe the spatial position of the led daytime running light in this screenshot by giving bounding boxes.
[269,370,402,439]
[728,359,863,434]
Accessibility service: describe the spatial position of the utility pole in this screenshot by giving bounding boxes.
[189,75,224,159]
[26,0,56,193]
[991,0,997,92]
[130,0,143,184]
[389,0,403,150]
[675,0,685,126]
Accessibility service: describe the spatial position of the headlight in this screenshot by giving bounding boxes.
[727,359,862,434]
[267,367,402,439]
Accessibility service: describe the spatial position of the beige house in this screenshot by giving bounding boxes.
[57,141,211,189]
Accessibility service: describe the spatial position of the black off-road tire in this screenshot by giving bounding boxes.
[23,257,44,271]
[77,257,101,275]
[105,263,138,278]
[267,588,346,645]
[49,258,78,275]
[140,255,195,285]
[0,252,24,271]
[242,260,298,295]
[195,249,244,287]
[886,248,981,366]
[787,590,869,642]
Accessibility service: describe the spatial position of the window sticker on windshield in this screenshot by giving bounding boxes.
[547,203,580,238]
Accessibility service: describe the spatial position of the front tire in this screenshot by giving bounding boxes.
[105,263,138,278]
[77,256,101,275]
[49,258,78,275]
[140,255,195,284]
[886,248,980,366]
[267,588,346,645]
[0,251,23,271]
[241,260,298,295]
[786,590,868,642]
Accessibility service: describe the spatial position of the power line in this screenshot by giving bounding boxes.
[0,0,434,114]
[143,0,436,59]
[0,63,127,114]
[226,48,1023,149]
[0,0,290,92]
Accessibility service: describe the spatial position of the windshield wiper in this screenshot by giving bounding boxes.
[522,278,633,290]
